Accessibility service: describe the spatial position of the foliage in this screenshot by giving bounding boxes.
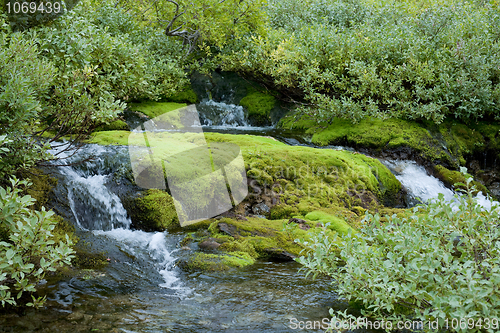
[113,0,268,57]
[297,168,500,332]
[0,177,74,308]
[222,0,500,123]
[0,1,190,178]
[0,25,55,180]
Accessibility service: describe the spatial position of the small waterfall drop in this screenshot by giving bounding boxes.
[383,160,499,210]
[197,99,250,128]
[49,143,188,293]
[50,144,131,231]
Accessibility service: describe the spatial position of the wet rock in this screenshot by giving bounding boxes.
[181,246,191,251]
[198,239,221,250]
[298,224,310,231]
[316,222,324,228]
[236,214,248,221]
[252,203,270,216]
[288,218,307,224]
[66,311,85,321]
[218,222,238,237]
[264,248,296,261]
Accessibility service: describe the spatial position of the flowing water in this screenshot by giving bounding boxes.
[2,100,497,332]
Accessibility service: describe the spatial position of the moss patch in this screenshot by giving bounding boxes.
[89,130,130,145]
[124,189,179,231]
[278,114,500,168]
[128,101,187,119]
[240,91,275,126]
[22,168,58,211]
[95,119,129,131]
[88,131,403,220]
[184,251,255,271]
[434,165,489,195]
[304,211,354,236]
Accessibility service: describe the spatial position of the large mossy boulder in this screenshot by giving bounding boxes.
[125,189,179,231]
[179,215,345,272]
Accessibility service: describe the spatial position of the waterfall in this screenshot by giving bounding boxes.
[49,143,187,292]
[383,160,499,210]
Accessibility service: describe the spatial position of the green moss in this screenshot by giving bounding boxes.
[72,248,108,269]
[278,114,500,168]
[125,189,179,231]
[128,101,187,119]
[95,119,129,131]
[51,214,79,245]
[89,130,402,224]
[185,251,255,271]
[89,130,130,145]
[434,165,489,195]
[240,92,275,126]
[304,211,354,236]
[166,85,198,104]
[269,204,298,219]
[23,168,58,210]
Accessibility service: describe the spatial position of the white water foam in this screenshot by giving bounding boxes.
[94,228,190,295]
[49,143,187,291]
[197,100,251,128]
[383,160,499,211]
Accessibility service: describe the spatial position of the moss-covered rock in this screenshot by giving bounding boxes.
[434,165,489,195]
[89,131,403,220]
[124,189,179,231]
[239,91,275,126]
[182,251,255,271]
[304,211,354,236]
[278,113,500,168]
[23,168,58,211]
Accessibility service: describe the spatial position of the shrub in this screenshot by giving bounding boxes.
[222,0,500,124]
[0,177,74,308]
[297,168,500,332]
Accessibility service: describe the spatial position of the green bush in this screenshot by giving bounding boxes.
[0,177,74,308]
[222,0,500,123]
[297,168,500,332]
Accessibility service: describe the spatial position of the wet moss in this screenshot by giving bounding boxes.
[22,168,58,211]
[304,211,354,236]
[51,214,79,245]
[434,165,489,195]
[240,91,275,126]
[184,251,255,271]
[125,189,179,232]
[72,250,108,269]
[128,101,187,119]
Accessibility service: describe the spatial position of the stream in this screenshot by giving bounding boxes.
[1,100,497,333]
